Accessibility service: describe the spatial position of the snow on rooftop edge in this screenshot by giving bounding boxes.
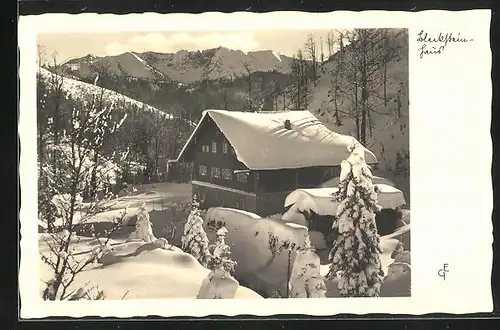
[179,109,378,170]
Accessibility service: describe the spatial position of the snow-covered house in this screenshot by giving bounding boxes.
[175,109,377,216]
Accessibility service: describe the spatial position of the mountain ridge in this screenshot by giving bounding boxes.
[61,47,296,84]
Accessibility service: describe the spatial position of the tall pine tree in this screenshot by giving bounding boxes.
[327,144,384,297]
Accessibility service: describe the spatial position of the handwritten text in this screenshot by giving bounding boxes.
[416,30,473,59]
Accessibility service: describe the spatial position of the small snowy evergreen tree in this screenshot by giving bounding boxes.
[207,227,237,275]
[181,194,211,267]
[128,203,156,242]
[327,144,384,297]
[289,235,327,298]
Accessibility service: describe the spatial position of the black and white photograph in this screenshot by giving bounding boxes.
[19,10,492,317]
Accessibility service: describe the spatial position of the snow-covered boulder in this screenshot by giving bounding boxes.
[197,268,240,299]
[204,207,310,297]
[281,205,308,227]
[289,247,326,298]
[38,236,262,299]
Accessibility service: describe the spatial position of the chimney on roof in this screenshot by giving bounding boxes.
[284,119,292,130]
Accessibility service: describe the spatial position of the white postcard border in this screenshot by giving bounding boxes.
[19,9,493,318]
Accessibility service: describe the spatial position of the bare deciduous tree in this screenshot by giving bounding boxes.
[304,34,318,84]
[241,61,253,111]
[39,77,129,300]
[333,29,402,145]
[289,50,312,110]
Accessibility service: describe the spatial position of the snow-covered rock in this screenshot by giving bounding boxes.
[197,268,240,299]
[204,207,310,297]
[38,236,262,299]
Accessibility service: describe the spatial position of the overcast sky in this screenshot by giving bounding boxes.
[37,30,340,63]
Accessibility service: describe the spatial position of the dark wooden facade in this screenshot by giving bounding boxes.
[181,116,341,216]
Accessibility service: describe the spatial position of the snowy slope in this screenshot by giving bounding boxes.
[304,30,410,200]
[39,67,173,119]
[128,52,166,79]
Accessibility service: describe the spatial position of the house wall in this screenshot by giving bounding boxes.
[185,117,255,193]
[255,191,292,217]
[253,165,341,216]
[256,165,341,193]
[192,181,257,214]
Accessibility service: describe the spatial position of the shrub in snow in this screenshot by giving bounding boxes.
[288,235,327,298]
[327,144,385,297]
[127,203,156,243]
[181,195,211,267]
[207,227,237,275]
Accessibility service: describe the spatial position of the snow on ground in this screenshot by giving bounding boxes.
[38,238,262,299]
[44,183,192,228]
[38,183,191,235]
[38,183,409,299]
[39,68,173,119]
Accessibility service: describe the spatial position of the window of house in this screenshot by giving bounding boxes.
[198,165,207,176]
[236,173,248,183]
[222,140,229,154]
[222,168,232,180]
[202,145,210,153]
[211,167,220,178]
[211,141,217,153]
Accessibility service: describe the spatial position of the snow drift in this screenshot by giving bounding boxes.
[38,237,262,299]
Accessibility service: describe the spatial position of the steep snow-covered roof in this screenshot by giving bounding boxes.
[176,109,377,170]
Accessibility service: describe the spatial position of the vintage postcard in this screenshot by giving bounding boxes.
[18,10,492,318]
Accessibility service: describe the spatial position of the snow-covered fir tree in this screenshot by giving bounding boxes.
[181,194,211,267]
[128,203,156,242]
[289,234,327,298]
[327,143,385,297]
[207,227,237,275]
